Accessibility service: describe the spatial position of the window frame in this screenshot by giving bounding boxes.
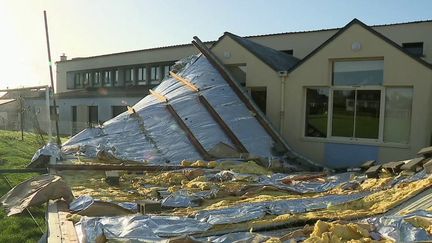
[327,86,385,143]
[301,58,414,146]
[150,66,161,84]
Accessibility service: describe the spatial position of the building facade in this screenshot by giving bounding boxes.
[211,19,432,167]
[40,19,432,167]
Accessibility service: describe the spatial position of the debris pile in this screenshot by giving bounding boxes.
[2,52,432,242]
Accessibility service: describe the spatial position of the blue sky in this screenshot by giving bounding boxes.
[0,0,431,89]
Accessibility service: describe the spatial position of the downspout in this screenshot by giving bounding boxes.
[278,71,288,134]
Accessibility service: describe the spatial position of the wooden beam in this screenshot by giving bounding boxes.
[150,84,212,160]
[149,89,168,103]
[198,95,248,153]
[0,168,48,174]
[400,157,426,172]
[170,72,247,153]
[170,71,200,92]
[57,201,79,243]
[165,104,213,160]
[47,201,61,243]
[191,37,289,154]
[47,200,79,243]
[49,164,187,171]
[418,146,432,158]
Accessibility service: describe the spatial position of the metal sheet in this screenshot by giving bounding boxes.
[60,56,282,165]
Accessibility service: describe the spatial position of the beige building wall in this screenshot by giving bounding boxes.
[211,35,283,130]
[56,45,201,93]
[286,23,432,165]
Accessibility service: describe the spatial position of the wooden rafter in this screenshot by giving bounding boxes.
[148,88,212,160]
[170,71,200,92]
[192,36,290,153]
[171,72,248,153]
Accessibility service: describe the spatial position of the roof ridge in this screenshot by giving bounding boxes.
[288,18,432,72]
[242,19,432,39]
[58,19,432,63]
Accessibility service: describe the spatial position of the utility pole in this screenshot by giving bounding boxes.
[43,10,61,146]
[19,95,24,141]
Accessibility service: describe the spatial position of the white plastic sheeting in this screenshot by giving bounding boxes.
[61,56,290,166]
[363,210,432,242]
[75,214,212,243]
[195,192,371,225]
[258,172,356,194]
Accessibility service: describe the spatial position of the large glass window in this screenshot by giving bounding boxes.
[163,65,171,79]
[83,73,90,86]
[150,66,161,84]
[114,70,119,86]
[137,67,147,85]
[333,60,383,86]
[305,88,329,137]
[94,72,101,86]
[331,90,355,137]
[125,68,134,85]
[103,71,112,87]
[304,60,413,144]
[74,73,81,87]
[384,88,413,143]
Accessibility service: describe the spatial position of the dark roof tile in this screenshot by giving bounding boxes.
[225,32,300,71]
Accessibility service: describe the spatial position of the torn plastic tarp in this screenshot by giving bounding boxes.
[196,205,267,225]
[268,192,371,215]
[258,172,355,194]
[363,210,432,242]
[391,170,428,187]
[69,195,134,217]
[205,232,270,243]
[161,189,217,208]
[195,192,370,225]
[75,214,212,243]
[28,143,62,168]
[0,174,73,216]
[60,55,307,169]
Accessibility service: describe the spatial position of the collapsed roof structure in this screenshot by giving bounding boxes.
[59,39,317,171]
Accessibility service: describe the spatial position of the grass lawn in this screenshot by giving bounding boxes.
[0,130,52,243]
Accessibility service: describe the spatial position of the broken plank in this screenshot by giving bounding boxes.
[170,71,200,92]
[382,161,405,174]
[365,165,382,178]
[400,157,426,172]
[418,146,432,158]
[57,201,79,243]
[424,159,432,174]
[47,200,78,243]
[49,164,186,171]
[47,200,61,243]
[0,168,48,174]
[360,160,376,170]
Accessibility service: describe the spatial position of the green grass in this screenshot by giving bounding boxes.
[0,130,50,243]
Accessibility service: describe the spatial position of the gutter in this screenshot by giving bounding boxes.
[278,71,288,134]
